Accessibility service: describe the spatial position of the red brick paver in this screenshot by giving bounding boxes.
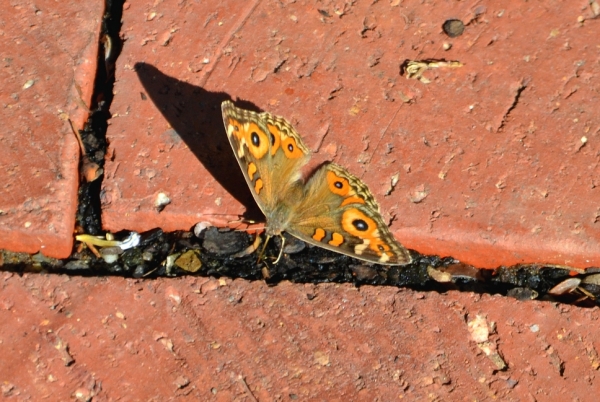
[0,0,103,258]
[102,0,600,269]
[1,273,599,400]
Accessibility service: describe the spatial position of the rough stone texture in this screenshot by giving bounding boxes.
[102,0,599,269]
[0,0,103,258]
[1,272,599,400]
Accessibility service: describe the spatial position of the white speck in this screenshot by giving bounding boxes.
[165,254,178,270]
[101,252,120,264]
[119,232,141,250]
[529,324,539,333]
[194,221,212,237]
[154,192,171,210]
[23,80,35,89]
[468,315,490,343]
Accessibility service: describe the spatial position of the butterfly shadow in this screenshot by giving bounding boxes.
[134,62,263,222]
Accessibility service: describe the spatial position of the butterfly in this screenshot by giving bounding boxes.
[221,100,412,266]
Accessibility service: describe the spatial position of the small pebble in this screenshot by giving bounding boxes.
[442,19,465,37]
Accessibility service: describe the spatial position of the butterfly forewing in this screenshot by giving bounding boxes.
[221,100,310,214]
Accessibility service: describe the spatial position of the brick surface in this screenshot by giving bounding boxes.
[1,273,599,400]
[0,0,103,258]
[102,0,599,269]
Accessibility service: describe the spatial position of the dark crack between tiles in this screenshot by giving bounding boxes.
[75,0,124,235]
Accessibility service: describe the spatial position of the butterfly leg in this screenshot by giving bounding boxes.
[257,234,272,264]
[273,235,286,264]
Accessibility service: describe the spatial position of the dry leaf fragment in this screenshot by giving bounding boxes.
[402,59,463,84]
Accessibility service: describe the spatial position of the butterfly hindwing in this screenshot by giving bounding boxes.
[288,163,412,265]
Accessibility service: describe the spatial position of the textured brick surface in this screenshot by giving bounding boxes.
[0,0,103,258]
[102,0,599,269]
[1,273,599,400]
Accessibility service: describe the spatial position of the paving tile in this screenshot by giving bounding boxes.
[0,0,103,258]
[1,272,599,400]
[103,1,600,269]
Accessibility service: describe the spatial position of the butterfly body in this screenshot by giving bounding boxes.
[222,100,411,265]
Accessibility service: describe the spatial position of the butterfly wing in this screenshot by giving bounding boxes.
[286,162,412,265]
[222,101,410,265]
[221,101,310,215]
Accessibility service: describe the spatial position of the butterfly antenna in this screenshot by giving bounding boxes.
[227,217,259,230]
[232,225,266,233]
[273,235,286,264]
